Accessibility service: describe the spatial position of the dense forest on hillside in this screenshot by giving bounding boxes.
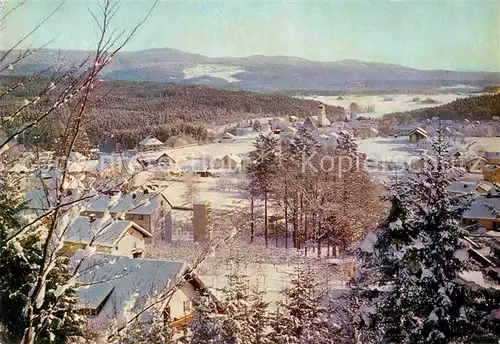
[0,77,344,151]
[385,92,500,122]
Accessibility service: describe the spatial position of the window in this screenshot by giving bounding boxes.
[183,300,191,313]
[133,252,142,258]
[139,214,144,220]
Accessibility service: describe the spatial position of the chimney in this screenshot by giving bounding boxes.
[193,201,212,242]
[89,213,96,222]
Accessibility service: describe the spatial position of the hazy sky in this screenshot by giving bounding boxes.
[2,0,499,71]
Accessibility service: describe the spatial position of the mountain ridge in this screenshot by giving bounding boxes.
[3,47,500,92]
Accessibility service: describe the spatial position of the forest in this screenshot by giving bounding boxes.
[0,76,345,151]
[385,92,500,123]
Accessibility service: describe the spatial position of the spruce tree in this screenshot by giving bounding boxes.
[350,129,500,343]
[219,268,269,344]
[187,295,224,344]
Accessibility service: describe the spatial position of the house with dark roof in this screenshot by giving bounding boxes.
[70,251,219,336]
[81,190,173,242]
[62,215,152,258]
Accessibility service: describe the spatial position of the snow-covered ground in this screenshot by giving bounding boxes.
[301,93,474,118]
[164,178,247,210]
[183,64,246,83]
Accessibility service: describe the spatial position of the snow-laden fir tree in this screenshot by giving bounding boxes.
[350,128,500,343]
[219,268,269,344]
[0,182,83,343]
[121,309,173,344]
[187,295,224,344]
[335,131,357,156]
[268,266,333,344]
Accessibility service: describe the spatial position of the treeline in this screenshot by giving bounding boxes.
[385,92,500,122]
[0,76,345,151]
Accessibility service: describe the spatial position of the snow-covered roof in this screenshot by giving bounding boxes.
[484,151,500,160]
[67,160,100,174]
[70,251,187,325]
[445,181,480,195]
[484,165,500,172]
[223,153,242,164]
[138,137,164,147]
[8,163,29,173]
[464,156,487,163]
[136,151,176,164]
[408,127,428,137]
[463,196,500,220]
[83,191,170,216]
[69,151,88,162]
[65,216,151,247]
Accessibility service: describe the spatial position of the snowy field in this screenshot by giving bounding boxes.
[199,260,348,311]
[301,93,473,118]
[164,178,247,210]
[182,64,246,83]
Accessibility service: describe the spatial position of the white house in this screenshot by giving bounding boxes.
[70,251,219,335]
[138,137,164,149]
[63,215,152,258]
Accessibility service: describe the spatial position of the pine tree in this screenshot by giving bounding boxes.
[268,266,333,344]
[350,129,500,343]
[247,133,280,247]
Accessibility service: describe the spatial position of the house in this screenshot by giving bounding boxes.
[137,151,176,168]
[138,137,164,150]
[445,181,492,196]
[303,117,318,131]
[408,127,428,143]
[464,156,487,173]
[462,194,500,231]
[221,153,242,170]
[448,149,464,167]
[70,251,219,335]
[483,165,500,184]
[392,124,417,136]
[81,190,173,242]
[219,132,235,143]
[484,151,500,165]
[62,215,152,258]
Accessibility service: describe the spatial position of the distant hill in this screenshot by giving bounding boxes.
[385,93,500,121]
[0,77,344,150]
[3,48,500,93]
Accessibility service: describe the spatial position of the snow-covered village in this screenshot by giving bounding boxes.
[1,1,500,344]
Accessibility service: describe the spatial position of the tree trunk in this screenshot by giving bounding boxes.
[250,193,254,243]
[284,183,288,249]
[264,186,268,248]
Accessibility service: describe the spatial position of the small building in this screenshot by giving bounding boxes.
[448,149,464,167]
[137,151,176,168]
[484,151,500,165]
[70,251,219,336]
[445,181,492,196]
[303,117,318,131]
[219,132,236,143]
[483,165,500,184]
[138,137,164,150]
[462,194,500,231]
[408,127,428,143]
[63,215,152,258]
[221,153,242,170]
[464,156,488,173]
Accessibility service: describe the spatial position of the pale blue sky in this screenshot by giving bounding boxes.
[2,0,499,71]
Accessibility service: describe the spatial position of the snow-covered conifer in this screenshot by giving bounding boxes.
[350,128,500,343]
